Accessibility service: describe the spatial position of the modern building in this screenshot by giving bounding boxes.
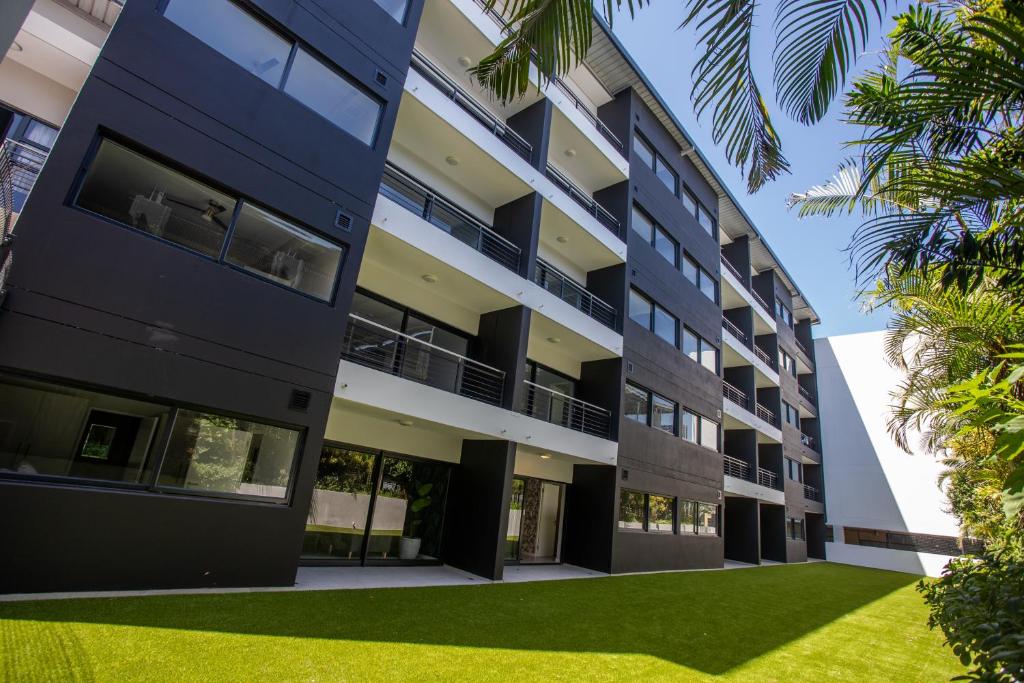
[817,331,973,577]
[0,0,827,593]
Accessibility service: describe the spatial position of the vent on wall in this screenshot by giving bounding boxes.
[375,70,388,86]
[626,361,635,374]
[288,389,312,413]
[335,210,353,231]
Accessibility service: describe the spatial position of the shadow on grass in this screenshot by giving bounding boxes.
[0,563,919,676]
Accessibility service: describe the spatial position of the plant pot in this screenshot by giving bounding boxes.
[398,536,422,560]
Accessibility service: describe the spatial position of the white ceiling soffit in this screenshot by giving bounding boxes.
[58,0,123,28]
[584,16,820,325]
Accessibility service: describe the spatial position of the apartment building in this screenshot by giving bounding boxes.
[0,0,826,593]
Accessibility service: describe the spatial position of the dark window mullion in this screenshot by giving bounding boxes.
[279,42,300,91]
[359,452,386,566]
[216,199,246,263]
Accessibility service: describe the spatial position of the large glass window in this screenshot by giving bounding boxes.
[634,134,655,169]
[0,374,169,484]
[683,327,718,374]
[164,0,382,145]
[164,0,291,86]
[624,383,649,425]
[652,393,676,434]
[373,0,409,22]
[700,416,720,451]
[367,456,450,561]
[75,139,344,300]
[157,410,299,499]
[283,48,381,145]
[697,503,720,535]
[780,349,797,376]
[634,131,678,196]
[618,489,646,530]
[787,457,803,482]
[680,410,697,443]
[628,288,653,329]
[680,500,697,534]
[653,304,677,347]
[632,204,678,268]
[225,203,343,301]
[648,495,675,533]
[631,204,654,242]
[683,255,717,303]
[303,446,377,559]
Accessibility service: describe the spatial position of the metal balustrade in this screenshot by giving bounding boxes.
[803,484,823,502]
[520,380,612,439]
[798,384,816,405]
[758,467,781,490]
[722,316,748,345]
[795,337,811,359]
[545,164,621,237]
[751,288,772,314]
[0,140,46,303]
[723,454,753,481]
[722,381,749,410]
[534,258,617,329]
[721,256,744,283]
[342,314,505,406]
[754,345,777,369]
[800,433,818,451]
[410,51,533,164]
[756,403,777,426]
[379,164,521,272]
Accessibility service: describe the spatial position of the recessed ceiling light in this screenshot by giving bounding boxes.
[556,235,569,244]
[397,419,414,427]
[540,453,553,460]
[422,274,438,284]
[546,336,561,344]
[445,155,459,166]
[564,148,577,158]
[457,56,472,67]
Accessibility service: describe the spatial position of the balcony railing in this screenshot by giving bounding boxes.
[723,381,749,410]
[722,316,747,345]
[758,467,781,490]
[379,164,521,273]
[545,164,621,238]
[342,314,505,406]
[0,140,45,302]
[534,257,616,329]
[804,484,823,502]
[751,288,772,314]
[410,51,533,164]
[798,384,816,405]
[800,433,818,451]
[795,337,812,359]
[756,403,777,426]
[521,380,612,438]
[721,256,745,283]
[551,78,624,154]
[754,345,777,370]
[723,454,753,481]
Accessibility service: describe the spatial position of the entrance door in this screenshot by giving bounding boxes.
[505,477,564,564]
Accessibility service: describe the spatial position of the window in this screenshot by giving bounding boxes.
[157,410,300,499]
[679,500,719,535]
[75,139,344,301]
[788,517,806,541]
[619,489,677,533]
[634,134,655,169]
[633,131,678,195]
[3,111,60,211]
[697,205,716,237]
[631,205,678,267]
[680,409,718,451]
[782,401,800,428]
[164,0,383,145]
[648,495,675,533]
[682,255,717,303]
[630,288,678,347]
[652,394,677,434]
[681,189,697,216]
[624,383,650,425]
[786,457,803,482]
[618,489,647,530]
[780,349,797,376]
[680,189,716,239]
[775,297,794,328]
[373,0,409,22]
[682,328,718,374]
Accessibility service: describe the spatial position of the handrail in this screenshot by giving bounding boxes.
[545,164,621,237]
[550,78,625,153]
[380,163,521,272]
[521,379,612,438]
[723,454,753,482]
[758,467,781,490]
[754,345,777,369]
[798,384,816,405]
[410,51,533,164]
[720,256,744,283]
[722,381,748,409]
[751,288,772,314]
[721,316,747,345]
[803,484,823,502]
[534,257,616,329]
[342,314,505,406]
[755,403,777,426]
[795,337,811,359]
[0,140,45,302]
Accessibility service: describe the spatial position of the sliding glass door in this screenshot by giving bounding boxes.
[504,477,564,564]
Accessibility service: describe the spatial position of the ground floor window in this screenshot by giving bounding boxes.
[0,373,301,501]
[680,500,720,536]
[618,489,677,533]
[302,445,451,563]
[787,517,805,541]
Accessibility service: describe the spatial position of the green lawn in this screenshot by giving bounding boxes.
[0,563,963,682]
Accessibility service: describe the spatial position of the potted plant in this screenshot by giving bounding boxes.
[398,482,434,560]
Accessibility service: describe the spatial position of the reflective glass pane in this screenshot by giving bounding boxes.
[629,289,652,329]
[164,0,290,86]
[302,446,377,559]
[367,456,450,560]
[631,205,654,242]
[683,328,699,364]
[697,503,719,535]
[624,384,649,425]
[682,256,698,286]
[23,120,58,149]
[655,159,678,196]
[652,393,676,434]
[225,203,343,300]
[648,495,674,533]
[680,500,697,533]
[697,206,716,236]
[700,271,717,302]
[158,410,299,499]
[75,140,234,257]
[654,305,677,347]
[700,416,719,451]
[700,341,718,373]
[373,0,409,22]
[681,189,697,217]
[634,134,654,169]
[284,48,382,145]
[618,490,646,530]
[681,411,697,443]
[654,226,677,266]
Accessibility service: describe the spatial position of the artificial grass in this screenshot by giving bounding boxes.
[0,563,963,682]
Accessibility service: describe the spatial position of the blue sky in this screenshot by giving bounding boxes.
[606,2,892,338]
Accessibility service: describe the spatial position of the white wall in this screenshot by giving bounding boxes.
[816,330,961,576]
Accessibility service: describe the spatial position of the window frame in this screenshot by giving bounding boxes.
[629,287,679,349]
[618,488,678,534]
[681,408,719,451]
[70,135,347,305]
[631,203,678,267]
[682,326,719,375]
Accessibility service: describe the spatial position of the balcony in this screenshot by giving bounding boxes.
[756,403,778,426]
[0,140,46,302]
[410,50,533,164]
[759,467,781,490]
[723,381,749,410]
[520,380,612,439]
[342,314,505,406]
[379,163,521,272]
[722,316,747,345]
[724,454,753,480]
[798,384,816,405]
[800,432,819,452]
[754,345,777,370]
[534,258,616,330]
[721,256,775,330]
[803,484,823,502]
[545,164,621,238]
[723,454,785,503]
